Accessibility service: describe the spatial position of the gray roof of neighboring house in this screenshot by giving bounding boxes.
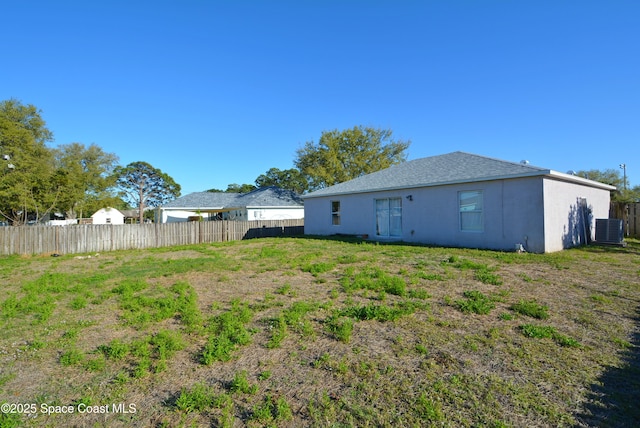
[303,151,615,198]
[120,209,140,218]
[162,186,303,209]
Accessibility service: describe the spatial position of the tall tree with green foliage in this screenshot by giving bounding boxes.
[112,161,181,223]
[225,183,257,193]
[205,184,257,193]
[0,99,56,224]
[295,126,410,191]
[577,169,623,188]
[255,167,308,194]
[577,169,639,202]
[53,142,120,219]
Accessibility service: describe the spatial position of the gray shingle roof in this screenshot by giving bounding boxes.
[162,192,238,209]
[240,186,303,207]
[302,151,613,198]
[162,186,303,209]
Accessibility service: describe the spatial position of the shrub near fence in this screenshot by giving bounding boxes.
[0,219,304,256]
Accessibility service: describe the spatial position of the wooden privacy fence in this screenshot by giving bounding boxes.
[610,202,640,238]
[0,219,304,256]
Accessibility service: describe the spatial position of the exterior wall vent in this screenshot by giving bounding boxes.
[595,219,624,245]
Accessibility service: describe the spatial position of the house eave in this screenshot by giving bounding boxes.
[158,207,226,213]
[244,205,304,209]
[545,170,617,191]
[160,205,303,211]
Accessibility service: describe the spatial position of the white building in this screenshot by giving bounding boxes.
[302,152,615,253]
[157,186,304,223]
[91,207,125,225]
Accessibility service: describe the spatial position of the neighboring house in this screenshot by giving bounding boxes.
[46,219,78,226]
[117,209,153,224]
[91,207,125,225]
[120,209,140,223]
[302,151,616,253]
[157,186,304,223]
[45,213,78,226]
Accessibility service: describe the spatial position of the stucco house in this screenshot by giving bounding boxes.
[157,186,304,223]
[302,151,616,253]
[91,207,125,225]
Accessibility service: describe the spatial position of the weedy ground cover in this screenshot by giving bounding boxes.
[0,237,639,427]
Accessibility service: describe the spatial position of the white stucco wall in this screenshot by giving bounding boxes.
[159,207,303,223]
[305,179,544,252]
[159,209,201,223]
[247,208,304,220]
[304,176,612,253]
[542,178,611,253]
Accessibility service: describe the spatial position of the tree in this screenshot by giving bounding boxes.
[112,161,181,223]
[254,167,308,194]
[206,184,257,193]
[53,142,119,219]
[576,169,639,202]
[0,99,56,224]
[224,183,256,193]
[295,126,410,191]
[577,169,622,187]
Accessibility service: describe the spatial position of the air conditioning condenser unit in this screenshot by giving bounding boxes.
[595,219,625,246]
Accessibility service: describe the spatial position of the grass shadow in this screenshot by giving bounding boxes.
[299,234,640,258]
[584,238,640,256]
[297,233,452,249]
[575,307,640,427]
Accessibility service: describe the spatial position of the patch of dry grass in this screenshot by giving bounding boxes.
[1,237,639,427]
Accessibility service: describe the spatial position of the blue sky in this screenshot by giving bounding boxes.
[2,1,638,194]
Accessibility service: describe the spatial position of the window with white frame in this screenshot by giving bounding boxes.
[331,201,341,225]
[375,198,402,237]
[459,191,483,231]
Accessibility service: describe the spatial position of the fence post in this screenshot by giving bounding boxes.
[631,203,639,238]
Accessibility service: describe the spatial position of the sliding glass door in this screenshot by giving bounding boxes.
[376,198,402,237]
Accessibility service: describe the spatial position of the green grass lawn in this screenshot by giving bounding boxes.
[1,236,639,427]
